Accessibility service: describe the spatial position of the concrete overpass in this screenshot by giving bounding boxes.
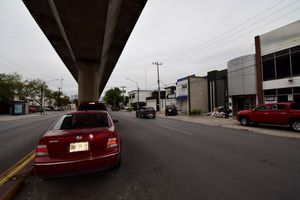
[22,0,147,102]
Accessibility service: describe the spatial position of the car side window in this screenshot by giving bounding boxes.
[256,105,269,111]
[272,104,278,111]
[272,104,288,111]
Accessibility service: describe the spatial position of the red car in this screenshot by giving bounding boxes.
[33,110,121,178]
[236,102,300,131]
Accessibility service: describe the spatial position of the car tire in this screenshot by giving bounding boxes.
[240,117,249,126]
[153,116,155,119]
[290,120,300,132]
[113,157,121,169]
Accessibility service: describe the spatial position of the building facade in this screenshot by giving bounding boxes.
[176,75,208,114]
[207,69,228,112]
[255,20,300,104]
[128,90,153,109]
[227,54,257,114]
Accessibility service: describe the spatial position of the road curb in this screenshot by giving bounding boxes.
[157,115,300,140]
[0,151,35,200]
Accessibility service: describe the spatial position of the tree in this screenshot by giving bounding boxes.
[0,73,24,102]
[104,88,123,108]
[23,78,45,105]
[72,98,79,107]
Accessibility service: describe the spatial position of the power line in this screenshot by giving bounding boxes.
[0,51,37,79]
[162,0,298,63]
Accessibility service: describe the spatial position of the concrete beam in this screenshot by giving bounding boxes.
[22,0,147,101]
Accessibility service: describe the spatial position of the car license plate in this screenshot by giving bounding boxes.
[69,142,89,152]
[148,114,153,117]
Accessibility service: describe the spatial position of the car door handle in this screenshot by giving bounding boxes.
[280,112,287,114]
[264,113,269,114]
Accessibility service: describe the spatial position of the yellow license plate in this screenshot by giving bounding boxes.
[69,142,89,152]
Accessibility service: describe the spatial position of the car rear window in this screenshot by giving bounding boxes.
[77,103,107,111]
[52,113,110,130]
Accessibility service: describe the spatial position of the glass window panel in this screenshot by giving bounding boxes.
[263,58,275,81]
[276,54,291,79]
[292,51,300,76]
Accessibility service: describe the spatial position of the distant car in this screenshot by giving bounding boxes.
[165,105,177,116]
[136,107,156,119]
[77,102,107,111]
[33,110,121,178]
[236,102,300,131]
[29,106,38,113]
[111,106,120,111]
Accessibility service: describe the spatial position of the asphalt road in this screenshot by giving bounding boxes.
[14,111,300,200]
[0,112,66,174]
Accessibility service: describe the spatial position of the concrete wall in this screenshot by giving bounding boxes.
[228,54,257,96]
[177,100,188,114]
[189,77,208,113]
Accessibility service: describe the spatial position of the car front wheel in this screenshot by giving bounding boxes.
[240,117,249,126]
[290,120,300,132]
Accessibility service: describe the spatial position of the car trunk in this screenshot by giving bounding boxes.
[45,128,112,160]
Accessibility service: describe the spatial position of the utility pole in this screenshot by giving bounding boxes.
[59,78,64,108]
[145,68,147,90]
[152,62,162,112]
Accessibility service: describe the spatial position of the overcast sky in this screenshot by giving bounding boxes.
[0,0,300,97]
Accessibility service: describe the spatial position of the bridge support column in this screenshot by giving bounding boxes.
[78,69,100,103]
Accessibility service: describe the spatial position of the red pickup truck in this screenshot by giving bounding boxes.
[236,102,300,132]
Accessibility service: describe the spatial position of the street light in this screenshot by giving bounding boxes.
[42,79,59,113]
[126,78,139,110]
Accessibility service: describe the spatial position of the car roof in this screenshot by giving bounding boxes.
[66,110,109,115]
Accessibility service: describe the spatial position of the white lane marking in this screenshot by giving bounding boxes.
[156,124,193,136]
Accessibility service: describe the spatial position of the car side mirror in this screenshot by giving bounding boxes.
[253,108,257,111]
[113,119,118,123]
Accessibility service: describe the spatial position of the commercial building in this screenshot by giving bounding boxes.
[176,75,208,114]
[207,69,228,112]
[227,54,257,114]
[255,20,300,104]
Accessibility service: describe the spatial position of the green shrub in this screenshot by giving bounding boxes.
[190,109,201,115]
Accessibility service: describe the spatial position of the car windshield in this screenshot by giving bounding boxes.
[52,113,110,130]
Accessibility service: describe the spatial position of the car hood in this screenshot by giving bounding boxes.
[237,109,253,115]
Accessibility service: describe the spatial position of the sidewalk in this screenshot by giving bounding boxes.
[0,111,69,122]
[156,113,300,140]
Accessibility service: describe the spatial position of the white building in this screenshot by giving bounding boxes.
[255,20,300,104]
[128,90,153,108]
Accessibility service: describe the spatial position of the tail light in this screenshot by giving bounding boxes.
[107,137,118,149]
[36,144,49,156]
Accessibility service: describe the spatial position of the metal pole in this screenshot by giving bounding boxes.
[126,78,139,110]
[153,62,162,111]
[137,85,139,110]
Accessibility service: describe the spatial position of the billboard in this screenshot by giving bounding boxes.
[176,78,188,100]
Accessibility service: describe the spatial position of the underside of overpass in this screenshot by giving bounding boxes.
[22,0,147,102]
